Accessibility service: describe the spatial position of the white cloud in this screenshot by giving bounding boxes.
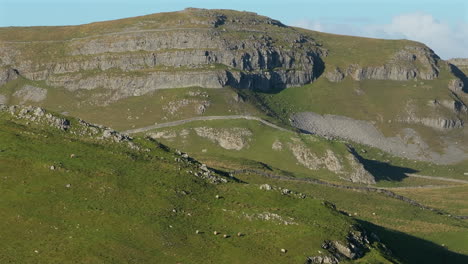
[293,13,468,59]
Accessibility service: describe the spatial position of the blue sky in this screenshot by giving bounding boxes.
[1,0,467,58]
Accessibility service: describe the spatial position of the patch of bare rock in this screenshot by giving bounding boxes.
[193,127,252,150]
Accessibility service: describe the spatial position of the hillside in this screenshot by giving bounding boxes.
[0,104,400,263]
[1,8,467,165]
[1,8,468,263]
[1,105,468,263]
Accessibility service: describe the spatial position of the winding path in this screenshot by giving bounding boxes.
[122,115,289,134]
[405,173,468,184]
[124,115,468,186]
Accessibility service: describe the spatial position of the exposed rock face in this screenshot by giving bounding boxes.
[193,127,252,150]
[0,68,19,86]
[0,9,325,99]
[403,100,464,129]
[271,139,283,150]
[5,105,70,131]
[289,142,321,170]
[291,112,468,164]
[242,211,297,225]
[346,153,376,185]
[323,150,343,174]
[326,46,440,82]
[306,255,339,264]
[12,85,48,104]
[448,78,465,93]
[307,228,375,264]
[325,68,345,82]
[430,98,468,114]
[288,141,374,183]
[401,116,463,129]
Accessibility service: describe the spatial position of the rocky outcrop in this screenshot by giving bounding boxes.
[193,127,252,150]
[0,9,325,97]
[271,139,283,150]
[291,112,468,164]
[4,105,70,130]
[288,141,374,184]
[346,153,376,185]
[448,79,465,93]
[0,68,19,86]
[447,59,468,93]
[44,68,315,101]
[400,116,463,130]
[325,68,345,82]
[326,46,440,82]
[289,142,322,170]
[432,99,468,114]
[404,99,464,129]
[306,229,376,264]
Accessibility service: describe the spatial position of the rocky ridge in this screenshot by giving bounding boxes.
[0,9,325,100]
[325,46,441,82]
[288,140,375,184]
[1,8,450,103]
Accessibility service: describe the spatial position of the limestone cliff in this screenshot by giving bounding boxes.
[325,46,441,82]
[0,8,452,99]
[0,8,326,98]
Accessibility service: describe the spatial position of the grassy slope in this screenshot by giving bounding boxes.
[394,185,468,216]
[138,119,352,182]
[139,118,468,184]
[245,66,462,149]
[136,118,468,262]
[234,172,468,264]
[0,111,395,263]
[0,9,213,42]
[1,78,263,131]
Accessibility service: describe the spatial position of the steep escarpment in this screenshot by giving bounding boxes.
[0,8,324,100]
[325,46,441,82]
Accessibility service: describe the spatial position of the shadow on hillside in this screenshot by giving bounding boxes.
[358,220,468,264]
[449,64,468,93]
[349,148,418,182]
[361,158,418,182]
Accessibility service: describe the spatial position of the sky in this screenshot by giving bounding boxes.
[0,0,467,58]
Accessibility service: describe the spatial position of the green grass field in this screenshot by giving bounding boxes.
[0,109,400,263]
